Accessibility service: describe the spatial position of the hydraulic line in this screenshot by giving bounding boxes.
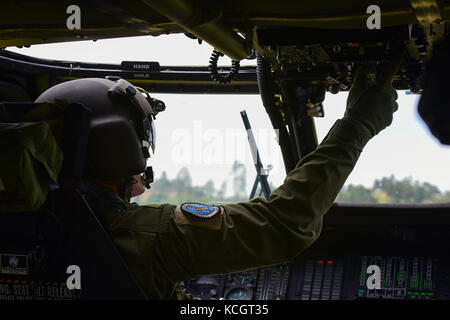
[256,52,296,173]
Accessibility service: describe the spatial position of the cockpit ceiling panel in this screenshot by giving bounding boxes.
[1,0,450,48]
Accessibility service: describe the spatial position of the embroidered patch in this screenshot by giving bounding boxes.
[180,202,220,219]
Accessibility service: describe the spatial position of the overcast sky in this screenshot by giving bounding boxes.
[7,34,450,195]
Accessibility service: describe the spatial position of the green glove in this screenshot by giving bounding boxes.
[344,55,404,136]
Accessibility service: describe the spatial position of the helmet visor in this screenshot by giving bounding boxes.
[147,115,156,154]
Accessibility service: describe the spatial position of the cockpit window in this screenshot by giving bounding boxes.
[6,34,255,66]
[315,92,450,204]
[135,91,450,206]
[7,38,449,205]
[133,93,281,205]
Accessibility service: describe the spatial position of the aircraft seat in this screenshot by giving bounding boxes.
[0,101,147,300]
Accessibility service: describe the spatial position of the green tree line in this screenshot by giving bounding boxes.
[134,164,450,205]
[337,175,450,204]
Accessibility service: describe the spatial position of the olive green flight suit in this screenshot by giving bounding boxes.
[102,117,372,299]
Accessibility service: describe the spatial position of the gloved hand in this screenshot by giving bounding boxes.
[344,55,404,136]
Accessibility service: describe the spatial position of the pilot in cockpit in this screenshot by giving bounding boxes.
[34,57,403,299]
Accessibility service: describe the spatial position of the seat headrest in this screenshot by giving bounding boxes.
[0,121,63,212]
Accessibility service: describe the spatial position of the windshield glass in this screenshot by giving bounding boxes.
[316,92,450,204]
[6,34,254,66]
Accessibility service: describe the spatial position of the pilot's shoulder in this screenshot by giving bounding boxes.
[109,202,175,231]
[127,202,169,211]
[141,203,164,209]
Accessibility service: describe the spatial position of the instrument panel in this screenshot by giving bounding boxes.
[185,204,450,300]
[186,255,450,300]
[185,265,291,300]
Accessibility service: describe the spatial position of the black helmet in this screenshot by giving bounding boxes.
[35,78,163,185]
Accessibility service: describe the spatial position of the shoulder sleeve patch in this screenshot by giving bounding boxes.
[174,204,223,230]
[180,202,220,218]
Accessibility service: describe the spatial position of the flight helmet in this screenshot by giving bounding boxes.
[35,78,165,187]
